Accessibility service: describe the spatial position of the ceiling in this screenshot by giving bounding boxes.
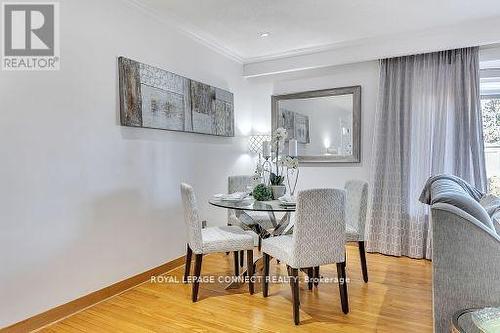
[135,0,500,63]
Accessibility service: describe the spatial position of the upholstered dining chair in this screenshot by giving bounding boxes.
[261,188,348,325]
[180,183,255,302]
[345,180,369,282]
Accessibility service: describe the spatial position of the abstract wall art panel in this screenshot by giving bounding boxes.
[141,85,185,131]
[118,57,234,137]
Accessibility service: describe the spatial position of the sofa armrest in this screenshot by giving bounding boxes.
[431,203,500,333]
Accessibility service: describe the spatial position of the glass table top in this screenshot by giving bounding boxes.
[454,307,500,333]
[209,198,296,212]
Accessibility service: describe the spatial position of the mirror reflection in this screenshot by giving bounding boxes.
[272,86,361,163]
[278,94,354,157]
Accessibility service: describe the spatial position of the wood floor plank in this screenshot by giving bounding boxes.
[40,245,432,332]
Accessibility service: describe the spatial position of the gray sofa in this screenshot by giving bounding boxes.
[420,175,500,332]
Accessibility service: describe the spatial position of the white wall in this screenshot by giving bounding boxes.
[248,61,380,190]
[0,0,254,327]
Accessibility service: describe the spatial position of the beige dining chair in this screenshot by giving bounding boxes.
[313,180,369,287]
[180,183,255,301]
[261,188,348,325]
[345,180,369,282]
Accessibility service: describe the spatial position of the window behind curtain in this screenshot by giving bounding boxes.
[481,96,500,195]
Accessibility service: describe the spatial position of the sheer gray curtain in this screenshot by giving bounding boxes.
[367,47,487,259]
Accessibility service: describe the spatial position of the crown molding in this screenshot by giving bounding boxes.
[121,0,244,64]
[121,0,389,66]
[241,37,384,64]
[120,0,500,77]
[243,16,500,77]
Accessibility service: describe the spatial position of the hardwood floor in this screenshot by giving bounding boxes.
[40,245,432,332]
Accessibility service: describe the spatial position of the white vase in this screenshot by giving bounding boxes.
[271,185,286,200]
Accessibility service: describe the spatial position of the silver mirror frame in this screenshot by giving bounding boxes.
[271,86,362,163]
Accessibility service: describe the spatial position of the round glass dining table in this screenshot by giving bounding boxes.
[209,198,296,212]
[208,198,296,237]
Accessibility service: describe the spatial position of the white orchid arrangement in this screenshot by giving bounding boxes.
[259,127,300,194]
[269,127,288,186]
[273,127,287,143]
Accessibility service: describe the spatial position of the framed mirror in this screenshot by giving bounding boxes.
[272,86,361,163]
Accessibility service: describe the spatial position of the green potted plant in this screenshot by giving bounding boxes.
[270,172,286,199]
[252,183,273,201]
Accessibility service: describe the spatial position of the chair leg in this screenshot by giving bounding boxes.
[183,244,192,283]
[313,266,320,287]
[192,254,203,302]
[287,265,294,300]
[307,267,313,290]
[262,253,270,297]
[233,251,239,276]
[358,241,368,283]
[247,250,254,295]
[289,267,300,325]
[258,237,262,251]
[336,262,349,314]
[240,250,244,267]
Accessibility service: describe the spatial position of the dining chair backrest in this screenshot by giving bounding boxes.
[227,175,253,221]
[180,183,203,253]
[292,188,346,267]
[345,180,368,240]
[228,175,254,193]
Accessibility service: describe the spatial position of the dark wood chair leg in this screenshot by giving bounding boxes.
[247,250,254,294]
[286,265,292,288]
[183,244,192,283]
[342,261,349,313]
[358,241,368,283]
[286,265,293,303]
[262,253,270,297]
[336,262,349,314]
[313,266,320,287]
[258,237,262,251]
[239,250,244,267]
[192,254,203,302]
[233,251,239,276]
[289,267,300,325]
[307,267,313,290]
